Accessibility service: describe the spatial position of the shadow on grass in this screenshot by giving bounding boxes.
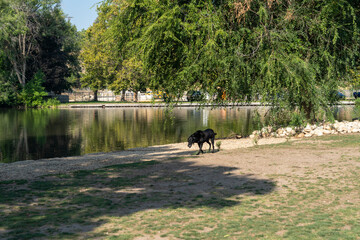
[0,146,276,239]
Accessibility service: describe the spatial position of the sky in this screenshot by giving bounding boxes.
[60,0,101,31]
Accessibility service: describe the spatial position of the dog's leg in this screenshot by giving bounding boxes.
[211,137,215,153]
[197,143,201,155]
[197,142,204,155]
[206,140,211,152]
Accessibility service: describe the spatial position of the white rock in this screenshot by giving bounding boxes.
[244,120,360,140]
[277,128,284,135]
[314,130,323,136]
[296,133,305,138]
[304,124,312,131]
[324,125,332,130]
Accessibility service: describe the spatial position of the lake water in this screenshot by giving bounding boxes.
[0,106,355,163]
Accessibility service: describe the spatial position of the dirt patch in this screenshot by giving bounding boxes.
[0,137,287,181]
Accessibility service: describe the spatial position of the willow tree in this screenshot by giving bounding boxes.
[140,1,233,100]
[350,67,360,91]
[104,0,234,100]
[231,0,360,120]
[109,57,147,102]
[92,0,359,121]
[104,0,155,100]
[80,1,119,101]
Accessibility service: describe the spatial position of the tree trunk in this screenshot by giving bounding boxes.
[121,89,126,102]
[94,90,98,102]
[301,100,314,122]
[133,91,138,102]
[10,57,26,87]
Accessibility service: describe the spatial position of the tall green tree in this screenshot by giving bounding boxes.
[237,0,360,119]
[86,0,359,120]
[0,52,18,106]
[0,0,79,93]
[80,1,119,101]
[35,3,81,94]
[0,0,81,106]
[109,57,147,102]
[0,0,42,87]
[140,0,359,119]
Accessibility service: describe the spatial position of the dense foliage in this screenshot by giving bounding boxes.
[0,0,80,107]
[81,0,359,121]
[1,0,359,118]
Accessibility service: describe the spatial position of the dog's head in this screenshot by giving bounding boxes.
[187,131,203,148]
[187,135,195,148]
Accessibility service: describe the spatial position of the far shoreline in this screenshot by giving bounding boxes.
[58,100,356,109]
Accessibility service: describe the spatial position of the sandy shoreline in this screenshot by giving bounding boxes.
[0,137,287,181]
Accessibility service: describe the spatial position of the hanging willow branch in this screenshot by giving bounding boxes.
[233,0,253,23]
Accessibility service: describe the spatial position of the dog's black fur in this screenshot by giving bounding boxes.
[188,129,217,155]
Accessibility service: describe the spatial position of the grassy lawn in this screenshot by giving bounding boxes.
[0,134,359,239]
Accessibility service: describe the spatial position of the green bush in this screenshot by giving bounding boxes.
[289,112,307,127]
[42,98,60,108]
[355,98,360,108]
[264,107,294,128]
[19,71,48,108]
[0,79,18,107]
[353,98,360,119]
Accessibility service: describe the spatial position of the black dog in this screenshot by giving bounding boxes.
[188,129,217,155]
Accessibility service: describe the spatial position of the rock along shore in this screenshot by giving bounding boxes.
[251,120,360,139]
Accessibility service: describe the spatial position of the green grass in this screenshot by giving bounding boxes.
[0,136,359,239]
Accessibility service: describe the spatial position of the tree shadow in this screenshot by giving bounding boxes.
[0,146,276,239]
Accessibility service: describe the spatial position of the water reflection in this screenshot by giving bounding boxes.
[0,106,355,163]
[0,109,82,163]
